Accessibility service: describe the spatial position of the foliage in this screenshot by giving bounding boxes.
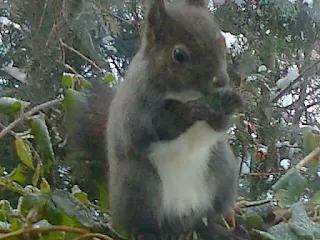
[0,0,320,239]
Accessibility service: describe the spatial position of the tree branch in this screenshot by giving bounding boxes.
[296,147,320,170]
[0,98,62,140]
[0,226,89,240]
[236,199,273,209]
[59,40,103,72]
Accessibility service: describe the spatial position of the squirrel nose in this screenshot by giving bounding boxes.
[212,72,230,88]
[206,72,230,94]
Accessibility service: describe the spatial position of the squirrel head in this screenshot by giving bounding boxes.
[141,0,229,94]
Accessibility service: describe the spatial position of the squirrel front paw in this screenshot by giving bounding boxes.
[164,98,216,124]
[185,98,217,122]
[205,88,243,116]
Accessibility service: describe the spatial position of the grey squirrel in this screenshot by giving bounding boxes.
[69,0,244,239]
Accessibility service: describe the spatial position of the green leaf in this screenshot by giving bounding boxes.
[79,77,92,89]
[272,168,297,191]
[0,97,21,115]
[10,218,21,231]
[272,168,308,207]
[0,210,8,222]
[273,189,294,207]
[0,97,29,116]
[104,73,114,83]
[310,191,320,205]
[0,177,25,195]
[94,180,109,210]
[40,178,51,192]
[32,163,41,187]
[61,72,75,88]
[268,222,299,240]
[31,113,55,175]
[112,222,130,239]
[52,189,92,227]
[52,190,106,229]
[252,229,279,240]
[302,130,320,167]
[0,221,10,231]
[72,185,90,207]
[0,215,9,226]
[15,137,34,170]
[63,89,86,110]
[289,202,320,239]
[41,231,65,240]
[244,215,264,231]
[63,89,87,128]
[20,193,48,215]
[44,199,63,225]
[7,164,27,184]
[0,200,11,222]
[0,200,12,212]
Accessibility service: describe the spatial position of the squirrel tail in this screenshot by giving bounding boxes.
[66,80,114,191]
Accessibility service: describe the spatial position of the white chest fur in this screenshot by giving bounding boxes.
[149,90,224,218]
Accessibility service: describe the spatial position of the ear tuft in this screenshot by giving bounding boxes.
[145,0,166,41]
[187,0,206,7]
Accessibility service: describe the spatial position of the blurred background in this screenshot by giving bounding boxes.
[0,0,319,238]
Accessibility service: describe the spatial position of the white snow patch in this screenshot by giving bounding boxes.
[276,65,300,91]
[280,159,291,170]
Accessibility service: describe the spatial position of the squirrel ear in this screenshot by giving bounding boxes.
[187,0,206,7]
[145,0,166,41]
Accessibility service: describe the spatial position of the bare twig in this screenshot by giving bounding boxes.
[238,156,245,177]
[38,0,49,33]
[0,226,89,240]
[236,199,273,209]
[302,101,320,111]
[108,10,135,28]
[0,98,63,140]
[73,233,113,240]
[311,216,320,223]
[110,56,124,78]
[0,180,26,196]
[296,147,320,170]
[64,64,80,76]
[0,122,16,137]
[240,172,277,177]
[60,40,103,71]
[92,3,136,28]
[0,228,10,234]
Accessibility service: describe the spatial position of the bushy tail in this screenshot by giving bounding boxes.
[65,80,114,194]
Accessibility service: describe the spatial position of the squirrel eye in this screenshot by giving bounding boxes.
[172,48,188,63]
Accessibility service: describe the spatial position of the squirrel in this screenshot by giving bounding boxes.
[68,0,245,239]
